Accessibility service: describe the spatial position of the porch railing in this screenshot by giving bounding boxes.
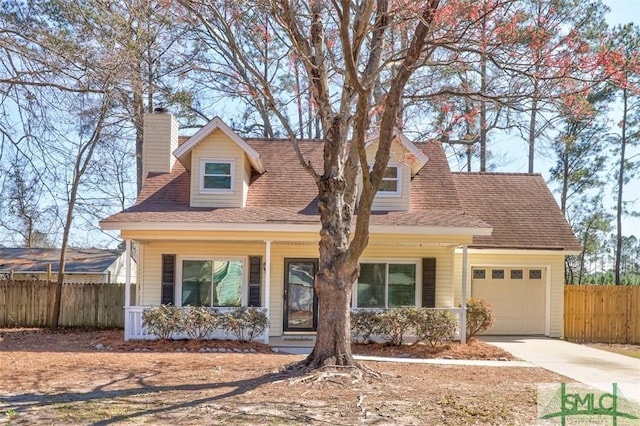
[124,306,270,344]
[125,306,464,345]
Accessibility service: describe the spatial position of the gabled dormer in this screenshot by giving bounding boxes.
[365,131,429,211]
[171,116,265,208]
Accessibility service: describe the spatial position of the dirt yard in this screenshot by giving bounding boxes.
[1,328,569,425]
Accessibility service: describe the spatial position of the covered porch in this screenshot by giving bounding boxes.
[120,237,473,344]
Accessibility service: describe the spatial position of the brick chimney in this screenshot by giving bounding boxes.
[142,108,178,179]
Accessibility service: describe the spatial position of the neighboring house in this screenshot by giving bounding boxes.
[100,110,580,341]
[0,248,136,284]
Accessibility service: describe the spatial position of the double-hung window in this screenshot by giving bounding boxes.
[372,163,401,196]
[180,259,244,307]
[201,159,234,192]
[356,262,417,308]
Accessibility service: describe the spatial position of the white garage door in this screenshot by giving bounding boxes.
[471,267,546,335]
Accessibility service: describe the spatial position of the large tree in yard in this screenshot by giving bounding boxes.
[607,23,640,286]
[178,0,608,370]
[271,0,443,369]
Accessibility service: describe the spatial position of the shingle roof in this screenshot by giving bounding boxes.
[102,140,490,231]
[452,173,581,251]
[0,248,122,273]
[102,137,580,251]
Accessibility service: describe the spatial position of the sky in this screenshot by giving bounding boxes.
[605,0,637,26]
[490,0,639,238]
[1,0,638,249]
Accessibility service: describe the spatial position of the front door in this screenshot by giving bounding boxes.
[284,259,318,331]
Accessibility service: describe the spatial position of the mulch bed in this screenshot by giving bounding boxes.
[1,328,513,360]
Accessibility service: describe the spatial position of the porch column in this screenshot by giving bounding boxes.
[264,240,272,344]
[125,239,132,308]
[461,244,468,345]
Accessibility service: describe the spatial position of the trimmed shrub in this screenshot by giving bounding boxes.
[142,305,183,339]
[221,307,268,342]
[466,298,495,339]
[378,309,413,346]
[351,309,384,344]
[181,307,221,340]
[411,309,457,347]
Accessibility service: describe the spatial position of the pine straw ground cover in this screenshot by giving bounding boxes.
[1,328,570,425]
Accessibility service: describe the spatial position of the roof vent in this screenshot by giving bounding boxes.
[154,107,169,113]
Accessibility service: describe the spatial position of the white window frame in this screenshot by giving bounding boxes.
[372,163,402,197]
[200,158,235,193]
[353,260,419,308]
[176,256,247,308]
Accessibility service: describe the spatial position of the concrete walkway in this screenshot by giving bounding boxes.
[272,335,640,403]
[482,336,640,403]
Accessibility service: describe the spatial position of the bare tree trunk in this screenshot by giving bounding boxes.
[50,96,111,328]
[133,88,145,195]
[560,148,569,214]
[528,83,539,173]
[50,211,73,329]
[50,154,83,328]
[302,140,359,367]
[615,89,628,286]
[306,272,355,367]
[479,53,487,171]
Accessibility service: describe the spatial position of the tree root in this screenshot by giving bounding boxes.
[284,360,383,386]
[357,394,371,419]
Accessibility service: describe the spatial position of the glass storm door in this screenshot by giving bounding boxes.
[284,259,318,331]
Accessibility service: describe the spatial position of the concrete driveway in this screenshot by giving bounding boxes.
[483,336,640,404]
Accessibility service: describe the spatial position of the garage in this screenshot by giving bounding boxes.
[471,267,546,335]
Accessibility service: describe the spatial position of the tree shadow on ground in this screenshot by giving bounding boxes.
[0,367,305,425]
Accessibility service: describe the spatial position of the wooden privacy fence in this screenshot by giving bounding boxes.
[564,285,640,344]
[0,280,136,328]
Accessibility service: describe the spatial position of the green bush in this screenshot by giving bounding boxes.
[411,309,457,347]
[351,308,460,346]
[142,305,183,339]
[181,307,221,340]
[351,309,383,344]
[465,298,495,339]
[143,306,268,342]
[378,309,414,346]
[221,307,268,342]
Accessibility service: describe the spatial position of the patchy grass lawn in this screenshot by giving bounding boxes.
[586,342,640,360]
[0,329,570,425]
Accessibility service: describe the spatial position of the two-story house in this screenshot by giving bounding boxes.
[100,109,580,342]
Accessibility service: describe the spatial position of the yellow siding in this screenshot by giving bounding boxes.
[190,129,248,208]
[142,113,178,179]
[453,251,566,337]
[138,239,457,337]
[366,140,411,211]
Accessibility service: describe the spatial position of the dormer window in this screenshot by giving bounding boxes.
[201,159,234,192]
[378,164,401,196]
